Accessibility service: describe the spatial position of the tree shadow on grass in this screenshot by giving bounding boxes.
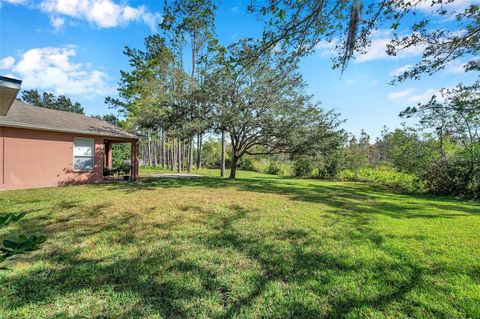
[1,200,476,318]
[217,204,480,317]
[102,176,479,218]
[2,176,479,317]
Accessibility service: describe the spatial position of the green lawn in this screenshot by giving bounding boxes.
[1,170,479,318]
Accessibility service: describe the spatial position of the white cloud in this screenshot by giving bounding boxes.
[356,30,424,63]
[4,0,162,31]
[388,87,442,104]
[315,30,424,62]
[315,40,337,57]
[390,60,469,76]
[414,0,474,13]
[1,46,114,98]
[3,0,28,4]
[49,15,65,29]
[142,11,163,31]
[390,64,412,77]
[405,89,439,103]
[388,88,415,100]
[0,56,15,69]
[345,74,379,86]
[444,61,467,74]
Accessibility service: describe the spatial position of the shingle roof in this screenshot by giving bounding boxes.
[0,100,139,140]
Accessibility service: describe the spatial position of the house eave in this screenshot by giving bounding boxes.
[0,77,22,116]
[0,121,140,141]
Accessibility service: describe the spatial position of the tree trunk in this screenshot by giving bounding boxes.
[183,140,187,171]
[168,143,172,168]
[229,152,238,179]
[161,130,166,169]
[166,140,170,169]
[167,144,170,169]
[147,132,152,166]
[172,138,176,171]
[168,145,171,168]
[221,130,226,177]
[177,138,182,172]
[188,28,197,174]
[187,138,193,173]
[196,133,202,170]
[152,138,157,167]
[183,140,186,171]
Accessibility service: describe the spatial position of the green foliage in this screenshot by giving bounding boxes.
[0,212,26,227]
[293,157,313,177]
[340,130,370,177]
[106,34,177,131]
[2,235,47,259]
[112,144,131,169]
[314,153,342,179]
[340,166,426,193]
[380,127,435,175]
[0,212,46,265]
[292,148,344,179]
[240,157,292,176]
[109,0,218,174]
[265,161,292,176]
[400,82,480,198]
[116,163,131,175]
[92,114,122,126]
[200,137,231,168]
[21,89,84,114]
[423,153,480,198]
[206,40,345,178]
[336,120,479,198]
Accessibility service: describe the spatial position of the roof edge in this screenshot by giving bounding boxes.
[0,121,140,140]
[0,76,22,87]
[0,76,22,116]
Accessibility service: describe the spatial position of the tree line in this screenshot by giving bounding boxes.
[105,0,345,179]
[18,0,479,197]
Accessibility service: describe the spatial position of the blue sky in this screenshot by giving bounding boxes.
[0,0,475,138]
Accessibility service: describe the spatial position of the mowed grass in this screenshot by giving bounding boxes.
[0,170,479,318]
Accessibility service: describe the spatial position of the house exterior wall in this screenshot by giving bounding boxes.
[0,127,4,186]
[0,127,105,190]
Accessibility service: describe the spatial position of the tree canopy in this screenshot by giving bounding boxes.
[249,0,479,80]
[205,42,345,177]
[21,89,84,114]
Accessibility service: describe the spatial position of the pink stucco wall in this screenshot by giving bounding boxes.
[0,127,4,187]
[0,127,105,190]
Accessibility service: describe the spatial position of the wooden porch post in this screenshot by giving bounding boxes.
[131,140,139,181]
[107,141,113,168]
[135,140,139,180]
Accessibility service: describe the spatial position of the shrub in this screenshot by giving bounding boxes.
[239,157,292,176]
[265,161,280,175]
[423,155,480,198]
[293,157,313,177]
[117,163,131,175]
[340,166,425,193]
[266,162,292,176]
[293,155,341,179]
[251,158,270,173]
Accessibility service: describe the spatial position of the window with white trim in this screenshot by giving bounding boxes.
[73,137,94,172]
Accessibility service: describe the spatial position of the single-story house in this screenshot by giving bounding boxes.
[0,76,140,190]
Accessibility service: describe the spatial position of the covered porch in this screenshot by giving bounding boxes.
[103,138,139,181]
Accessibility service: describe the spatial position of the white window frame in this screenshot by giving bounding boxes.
[73,137,94,172]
